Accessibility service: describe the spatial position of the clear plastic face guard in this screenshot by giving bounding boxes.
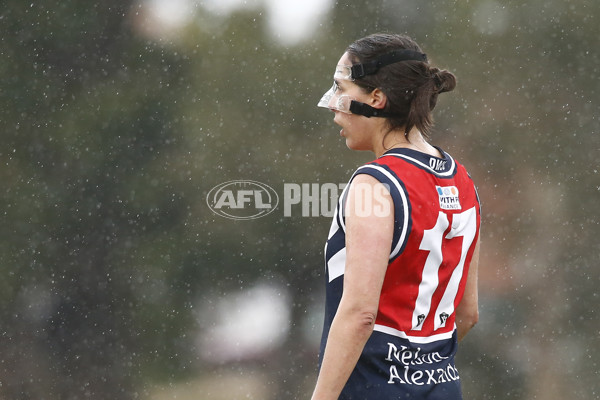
[317,84,352,113]
[333,64,353,81]
[317,64,355,113]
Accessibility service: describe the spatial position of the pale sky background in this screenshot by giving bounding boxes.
[144,0,335,45]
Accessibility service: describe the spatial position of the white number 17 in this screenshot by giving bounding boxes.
[411,207,478,331]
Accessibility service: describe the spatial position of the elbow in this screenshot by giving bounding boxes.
[456,308,478,340]
[456,307,479,333]
[461,308,479,328]
[456,298,479,327]
[359,310,377,329]
[338,305,378,336]
[465,310,479,329]
[349,307,377,330]
[355,310,377,339]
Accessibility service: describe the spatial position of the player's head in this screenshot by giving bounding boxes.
[318,33,456,138]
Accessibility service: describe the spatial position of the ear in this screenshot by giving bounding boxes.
[369,88,387,110]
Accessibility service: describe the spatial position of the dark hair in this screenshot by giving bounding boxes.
[346,33,456,139]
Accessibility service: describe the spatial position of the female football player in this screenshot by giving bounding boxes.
[312,33,481,400]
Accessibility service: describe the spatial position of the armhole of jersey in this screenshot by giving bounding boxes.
[467,171,482,215]
[335,181,351,233]
[350,164,411,261]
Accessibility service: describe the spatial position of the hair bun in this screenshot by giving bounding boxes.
[432,69,456,94]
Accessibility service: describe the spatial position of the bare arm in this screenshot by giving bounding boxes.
[455,236,480,341]
[311,174,394,400]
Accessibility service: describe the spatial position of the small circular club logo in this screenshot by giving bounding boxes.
[206,180,279,220]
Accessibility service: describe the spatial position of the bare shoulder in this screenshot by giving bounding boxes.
[345,173,393,221]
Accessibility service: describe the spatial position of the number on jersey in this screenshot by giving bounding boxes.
[411,207,478,331]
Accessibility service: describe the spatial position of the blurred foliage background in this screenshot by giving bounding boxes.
[1,0,598,399]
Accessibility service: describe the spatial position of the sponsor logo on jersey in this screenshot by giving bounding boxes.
[207,180,279,220]
[436,186,461,210]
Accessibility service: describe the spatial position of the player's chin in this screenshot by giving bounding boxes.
[344,138,363,151]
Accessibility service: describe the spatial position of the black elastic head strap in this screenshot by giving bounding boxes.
[350,49,428,79]
[349,101,397,118]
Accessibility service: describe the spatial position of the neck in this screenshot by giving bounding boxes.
[373,127,439,158]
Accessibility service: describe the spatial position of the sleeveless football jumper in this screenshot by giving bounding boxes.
[320,147,481,400]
